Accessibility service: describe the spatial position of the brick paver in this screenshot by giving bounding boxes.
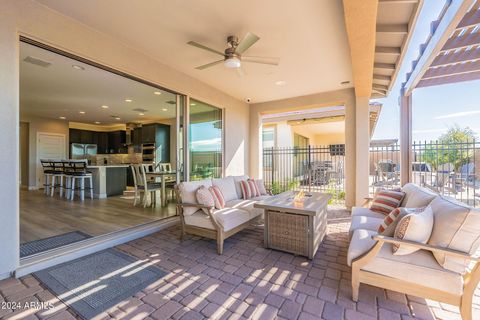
[1,205,480,319]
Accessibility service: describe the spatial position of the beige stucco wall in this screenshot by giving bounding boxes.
[249,88,358,208]
[313,133,345,145]
[20,115,70,188]
[0,0,249,278]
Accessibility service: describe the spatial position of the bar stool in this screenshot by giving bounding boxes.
[63,160,93,201]
[40,159,54,195]
[49,160,65,197]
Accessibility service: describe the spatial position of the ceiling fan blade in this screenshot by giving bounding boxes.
[242,56,279,66]
[187,41,225,57]
[235,32,260,54]
[236,67,245,77]
[195,59,224,70]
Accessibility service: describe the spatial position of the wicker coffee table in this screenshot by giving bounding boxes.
[254,191,331,259]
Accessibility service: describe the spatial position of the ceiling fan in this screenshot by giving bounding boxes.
[187,32,279,75]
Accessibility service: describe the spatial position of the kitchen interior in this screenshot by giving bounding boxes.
[19,40,184,255]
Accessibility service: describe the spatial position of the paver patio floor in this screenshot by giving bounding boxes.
[1,205,479,320]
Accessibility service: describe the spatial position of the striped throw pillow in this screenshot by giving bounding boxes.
[248,179,261,197]
[240,180,255,199]
[370,189,405,215]
[209,186,225,209]
[378,207,425,236]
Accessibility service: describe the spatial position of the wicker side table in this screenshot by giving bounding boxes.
[255,191,331,259]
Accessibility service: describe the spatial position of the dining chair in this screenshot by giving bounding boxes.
[140,164,162,207]
[157,162,176,202]
[131,164,145,206]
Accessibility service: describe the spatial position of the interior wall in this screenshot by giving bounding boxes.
[0,0,249,278]
[20,115,70,188]
[19,122,29,187]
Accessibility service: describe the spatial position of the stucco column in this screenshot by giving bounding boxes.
[355,96,371,206]
[249,109,262,178]
[344,98,356,208]
[400,88,412,186]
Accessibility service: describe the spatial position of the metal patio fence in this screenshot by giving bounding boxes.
[262,145,345,203]
[369,140,479,207]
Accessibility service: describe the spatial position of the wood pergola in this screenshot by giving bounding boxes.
[400,0,480,184]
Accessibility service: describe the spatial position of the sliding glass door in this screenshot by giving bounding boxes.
[188,99,223,180]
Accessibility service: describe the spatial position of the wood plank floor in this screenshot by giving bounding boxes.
[20,190,176,243]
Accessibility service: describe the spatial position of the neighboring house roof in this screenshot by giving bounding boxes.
[404,0,480,93]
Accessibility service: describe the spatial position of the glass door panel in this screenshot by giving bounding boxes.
[188,99,223,180]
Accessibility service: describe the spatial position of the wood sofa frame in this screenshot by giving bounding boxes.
[351,234,480,320]
[174,186,257,255]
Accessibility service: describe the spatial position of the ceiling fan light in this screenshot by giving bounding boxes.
[224,57,241,69]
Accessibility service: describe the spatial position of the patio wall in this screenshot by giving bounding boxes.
[0,0,251,279]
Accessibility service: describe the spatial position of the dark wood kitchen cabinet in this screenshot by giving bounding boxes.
[108,131,127,154]
[96,132,109,154]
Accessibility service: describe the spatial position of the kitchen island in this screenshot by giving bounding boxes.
[87,165,130,198]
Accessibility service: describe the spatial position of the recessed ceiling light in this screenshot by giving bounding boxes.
[79,111,86,114]
[125,99,132,102]
[59,116,66,120]
[101,105,109,109]
[115,117,121,120]
[94,121,101,124]
[139,113,145,116]
[275,80,286,86]
[154,91,162,95]
[72,65,85,71]
[190,103,196,106]
[162,108,167,111]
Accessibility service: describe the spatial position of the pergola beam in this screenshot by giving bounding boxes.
[431,47,480,67]
[423,59,480,78]
[441,31,480,52]
[417,70,480,87]
[376,24,408,34]
[457,5,480,29]
[404,0,476,94]
[375,46,401,55]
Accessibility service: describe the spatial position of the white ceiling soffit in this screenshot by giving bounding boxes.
[35,0,353,103]
[372,0,424,99]
[20,42,214,124]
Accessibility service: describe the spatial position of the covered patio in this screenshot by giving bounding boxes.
[2,0,480,320]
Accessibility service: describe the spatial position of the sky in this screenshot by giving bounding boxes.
[372,0,480,142]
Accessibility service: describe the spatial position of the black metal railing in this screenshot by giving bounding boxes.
[369,140,479,207]
[263,145,345,203]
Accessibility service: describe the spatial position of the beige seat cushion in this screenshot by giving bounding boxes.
[348,229,378,266]
[363,243,464,295]
[428,196,480,274]
[351,207,387,219]
[184,208,251,232]
[178,179,212,216]
[225,198,267,219]
[401,183,437,207]
[349,215,384,238]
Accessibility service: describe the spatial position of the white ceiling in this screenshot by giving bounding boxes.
[35,0,354,103]
[20,42,213,124]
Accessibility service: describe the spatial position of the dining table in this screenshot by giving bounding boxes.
[145,171,176,206]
